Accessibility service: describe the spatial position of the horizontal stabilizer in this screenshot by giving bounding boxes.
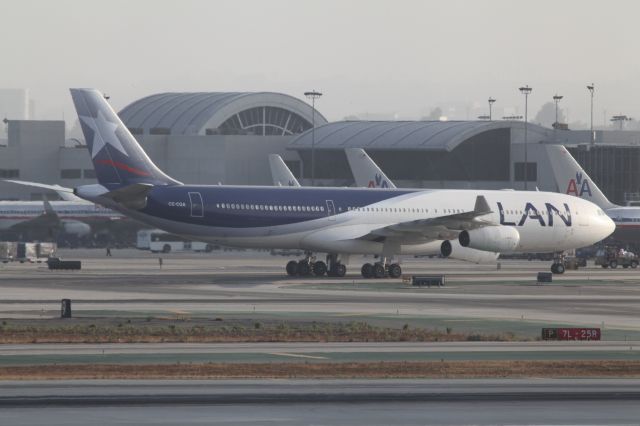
[4,179,83,202]
[103,183,154,210]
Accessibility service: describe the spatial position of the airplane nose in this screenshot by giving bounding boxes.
[602,215,616,239]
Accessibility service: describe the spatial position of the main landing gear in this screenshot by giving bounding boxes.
[286,253,347,277]
[550,252,566,275]
[360,258,402,279]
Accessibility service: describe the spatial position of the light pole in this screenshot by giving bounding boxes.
[519,85,532,190]
[587,83,595,144]
[553,94,563,140]
[488,97,496,121]
[304,90,322,186]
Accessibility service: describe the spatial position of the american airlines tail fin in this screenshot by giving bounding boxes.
[546,144,616,209]
[345,148,397,189]
[268,155,300,187]
[70,89,181,190]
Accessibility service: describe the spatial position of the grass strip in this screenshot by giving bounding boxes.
[2,360,640,380]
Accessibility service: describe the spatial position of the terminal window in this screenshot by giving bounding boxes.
[60,169,82,179]
[0,169,19,178]
[514,162,537,181]
[83,169,96,179]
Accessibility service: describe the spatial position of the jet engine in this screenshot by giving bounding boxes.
[61,220,92,237]
[458,226,520,253]
[440,239,499,264]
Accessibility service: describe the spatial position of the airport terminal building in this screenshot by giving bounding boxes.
[1,90,640,206]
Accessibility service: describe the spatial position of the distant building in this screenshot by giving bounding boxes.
[0,89,30,122]
[1,90,640,206]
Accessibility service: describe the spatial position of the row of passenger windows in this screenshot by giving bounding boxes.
[216,203,326,213]
[214,203,456,215]
[347,206,435,213]
[503,209,569,216]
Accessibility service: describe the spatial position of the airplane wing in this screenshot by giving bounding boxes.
[4,179,83,202]
[362,195,494,241]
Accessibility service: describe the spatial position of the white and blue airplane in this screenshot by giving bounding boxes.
[70,89,614,277]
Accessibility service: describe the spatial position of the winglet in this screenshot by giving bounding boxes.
[473,195,492,215]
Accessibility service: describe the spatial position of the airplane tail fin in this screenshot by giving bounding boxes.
[345,148,397,189]
[268,154,300,187]
[70,89,181,190]
[546,144,615,209]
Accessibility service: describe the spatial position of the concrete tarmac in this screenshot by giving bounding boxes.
[1,341,639,364]
[1,250,640,340]
[1,379,640,425]
[1,250,640,336]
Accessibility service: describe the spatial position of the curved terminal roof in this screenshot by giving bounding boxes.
[289,120,550,151]
[119,92,327,136]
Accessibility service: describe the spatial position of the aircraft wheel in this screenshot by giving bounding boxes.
[373,263,386,278]
[388,263,402,278]
[286,260,298,276]
[334,263,347,277]
[361,263,374,278]
[312,261,327,276]
[609,260,618,269]
[298,261,312,276]
[631,260,638,269]
[550,263,557,274]
[553,263,565,274]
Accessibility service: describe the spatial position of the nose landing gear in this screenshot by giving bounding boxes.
[551,252,566,274]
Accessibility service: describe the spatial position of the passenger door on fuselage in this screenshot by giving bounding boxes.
[188,192,204,218]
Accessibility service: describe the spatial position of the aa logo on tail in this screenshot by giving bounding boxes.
[367,174,390,188]
[566,172,592,197]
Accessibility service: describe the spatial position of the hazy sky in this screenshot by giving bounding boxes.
[2,0,639,126]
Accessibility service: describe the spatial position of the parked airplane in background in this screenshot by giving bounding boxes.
[269,155,300,187]
[2,179,125,240]
[0,199,116,238]
[70,88,614,277]
[345,148,396,189]
[547,145,640,243]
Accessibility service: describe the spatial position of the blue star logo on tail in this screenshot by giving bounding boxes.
[80,110,128,159]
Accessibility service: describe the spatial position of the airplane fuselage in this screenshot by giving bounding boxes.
[93,185,613,255]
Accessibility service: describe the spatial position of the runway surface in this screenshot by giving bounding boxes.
[1,341,639,364]
[1,379,639,425]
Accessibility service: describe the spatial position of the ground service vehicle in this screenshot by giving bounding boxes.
[595,247,638,269]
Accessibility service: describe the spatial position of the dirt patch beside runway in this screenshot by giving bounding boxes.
[0,319,524,343]
[2,360,640,380]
